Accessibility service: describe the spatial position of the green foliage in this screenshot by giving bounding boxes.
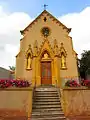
[65,80,80,87]
[79,50,90,79]
[9,66,15,71]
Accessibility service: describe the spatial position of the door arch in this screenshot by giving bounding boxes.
[40,51,52,85]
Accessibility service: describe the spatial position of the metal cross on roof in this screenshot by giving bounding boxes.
[44,4,48,10]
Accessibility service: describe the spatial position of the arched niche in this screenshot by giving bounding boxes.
[59,43,67,69]
[26,45,33,70]
[26,53,32,70]
[41,50,51,61]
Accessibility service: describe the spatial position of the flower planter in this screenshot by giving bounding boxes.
[65,80,80,87]
[0,79,31,88]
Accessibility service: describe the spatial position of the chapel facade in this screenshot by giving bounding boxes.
[15,10,78,87]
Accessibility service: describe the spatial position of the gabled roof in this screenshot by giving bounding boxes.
[20,10,71,35]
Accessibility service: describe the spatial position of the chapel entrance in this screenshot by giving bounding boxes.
[41,61,52,85]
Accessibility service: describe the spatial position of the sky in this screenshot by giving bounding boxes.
[0,0,90,69]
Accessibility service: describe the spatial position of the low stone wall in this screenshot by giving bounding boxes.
[0,87,33,120]
[61,87,90,117]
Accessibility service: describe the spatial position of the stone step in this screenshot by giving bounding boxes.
[35,91,58,93]
[35,92,58,94]
[35,88,58,92]
[31,116,66,120]
[33,99,60,102]
[35,90,58,92]
[33,101,61,105]
[35,93,58,95]
[37,85,55,87]
[33,104,61,109]
[32,115,65,119]
[32,107,62,112]
[31,86,65,120]
[35,94,59,97]
[36,85,56,88]
[34,96,60,99]
[32,111,64,116]
[32,115,65,118]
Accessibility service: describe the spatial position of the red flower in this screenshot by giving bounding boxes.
[81,80,90,87]
[0,79,31,88]
[65,80,80,87]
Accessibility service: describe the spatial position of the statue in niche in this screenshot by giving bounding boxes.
[44,53,48,59]
[26,53,32,69]
[61,53,66,69]
[42,52,49,59]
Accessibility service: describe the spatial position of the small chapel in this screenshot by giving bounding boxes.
[1,9,90,120]
[15,10,78,87]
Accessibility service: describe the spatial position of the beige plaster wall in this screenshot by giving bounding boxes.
[0,88,33,118]
[61,88,90,116]
[16,48,33,81]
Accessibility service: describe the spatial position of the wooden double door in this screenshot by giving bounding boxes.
[41,61,52,85]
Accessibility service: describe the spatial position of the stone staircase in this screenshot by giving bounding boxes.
[31,85,67,120]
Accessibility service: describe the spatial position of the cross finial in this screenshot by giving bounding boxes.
[44,4,48,10]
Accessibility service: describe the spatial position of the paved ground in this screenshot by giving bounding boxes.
[1,116,90,120]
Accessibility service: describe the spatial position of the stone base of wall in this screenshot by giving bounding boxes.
[0,88,33,119]
[67,115,90,120]
[0,109,28,120]
[0,116,27,120]
[61,88,90,116]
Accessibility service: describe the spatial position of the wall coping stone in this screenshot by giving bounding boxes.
[0,87,33,91]
[62,86,90,90]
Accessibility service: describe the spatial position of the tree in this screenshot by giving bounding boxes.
[79,50,90,79]
[9,66,15,71]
